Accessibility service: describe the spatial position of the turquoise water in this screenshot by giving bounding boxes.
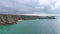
[0,19,60,34]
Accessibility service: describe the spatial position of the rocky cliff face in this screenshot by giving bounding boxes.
[0,15,17,25]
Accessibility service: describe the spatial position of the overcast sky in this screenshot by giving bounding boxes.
[0,0,60,14]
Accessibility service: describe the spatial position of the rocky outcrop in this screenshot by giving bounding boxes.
[0,14,56,25]
[0,15,17,25]
[6,16,17,24]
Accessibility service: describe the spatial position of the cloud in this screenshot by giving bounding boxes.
[0,0,40,13]
[39,0,50,5]
[0,0,60,14]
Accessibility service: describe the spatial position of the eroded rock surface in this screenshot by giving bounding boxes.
[0,15,17,25]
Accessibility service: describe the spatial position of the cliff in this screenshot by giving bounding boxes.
[0,14,56,25]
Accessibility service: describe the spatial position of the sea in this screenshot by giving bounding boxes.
[0,18,60,34]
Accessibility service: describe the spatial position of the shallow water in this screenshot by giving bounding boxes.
[0,19,60,34]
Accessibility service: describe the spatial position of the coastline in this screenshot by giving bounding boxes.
[0,14,56,25]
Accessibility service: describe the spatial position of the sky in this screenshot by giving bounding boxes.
[0,0,60,15]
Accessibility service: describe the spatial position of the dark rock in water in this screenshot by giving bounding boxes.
[0,14,56,25]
